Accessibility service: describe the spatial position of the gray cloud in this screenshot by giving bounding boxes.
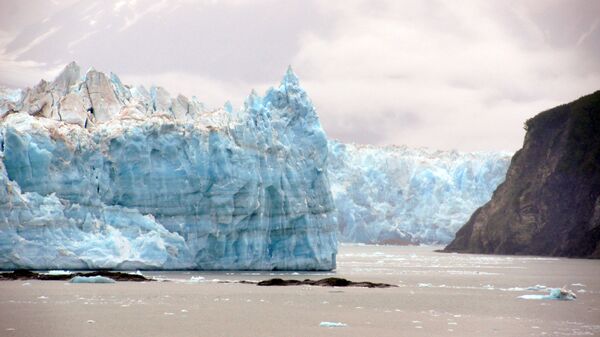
[1,0,598,151]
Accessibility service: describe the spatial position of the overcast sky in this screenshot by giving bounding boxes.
[1,0,599,151]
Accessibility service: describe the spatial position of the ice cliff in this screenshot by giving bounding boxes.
[0,62,337,270]
[328,142,511,244]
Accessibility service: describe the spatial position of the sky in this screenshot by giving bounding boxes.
[0,0,599,151]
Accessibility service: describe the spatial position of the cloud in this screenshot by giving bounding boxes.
[0,0,598,151]
[292,0,600,150]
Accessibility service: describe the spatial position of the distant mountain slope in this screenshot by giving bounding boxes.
[445,91,600,258]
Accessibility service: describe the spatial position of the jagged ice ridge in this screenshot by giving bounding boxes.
[0,62,337,270]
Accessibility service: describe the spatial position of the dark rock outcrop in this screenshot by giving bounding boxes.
[0,270,151,282]
[256,277,396,288]
[445,91,600,258]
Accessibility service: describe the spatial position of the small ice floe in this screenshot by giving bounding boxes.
[6,328,16,331]
[46,270,72,276]
[21,282,30,286]
[37,296,48,299]
[180,309,188,313]
[86,320,95,324]
[418,283,432,288]
[571,283,586,287]
[319,322,347,328]
[164,312,175,316]
[189,276,205,283]
[518,287,576,301]
[70,276,116,284]
[526,285,547,291]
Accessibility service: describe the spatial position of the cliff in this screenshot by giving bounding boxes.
[445,91,600,258]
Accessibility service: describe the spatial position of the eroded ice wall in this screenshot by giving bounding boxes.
[0,63,337,270]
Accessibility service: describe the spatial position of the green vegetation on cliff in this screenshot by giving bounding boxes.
[445,91,600,258]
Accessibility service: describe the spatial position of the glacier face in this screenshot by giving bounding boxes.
[0,63,337,270]
[328,142,511,244]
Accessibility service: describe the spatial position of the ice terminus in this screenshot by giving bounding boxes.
[0,63,337,271]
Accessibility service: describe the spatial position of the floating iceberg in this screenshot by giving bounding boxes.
[518,288,576,301]
[45,270,72,276]
[319,322,348,328]
[328,142,511,244]
[0,63,337,270]
[70,275,116,284]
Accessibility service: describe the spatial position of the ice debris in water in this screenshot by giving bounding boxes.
[46,270,72,276]
[70,276,116,284]
[319,322,348,328]
[526,285,547,291]
[188,276,205,283]
[518,287,576,301]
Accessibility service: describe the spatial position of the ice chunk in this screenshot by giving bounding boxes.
[518,287,576,301]
[70,276,116,284]
[526,285,547,291]
[46,270,72,276]
[188,276,205,283]
[319,322,348,328]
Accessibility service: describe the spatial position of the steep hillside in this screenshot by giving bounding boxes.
[445,91,600,258]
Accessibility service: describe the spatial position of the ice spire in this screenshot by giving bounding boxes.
[282,65,299,87]
[52,61,81,95]
[244,89,262,112]
[224,100,233,113]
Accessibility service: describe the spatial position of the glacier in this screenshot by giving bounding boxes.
[0,62,337,270]
[328,142,511,244]
[0,62,511,270]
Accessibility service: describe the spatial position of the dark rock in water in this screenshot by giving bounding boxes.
[257,277,396,288]
[445,91,600,258]
[0,270,151,282]
[78,271,150,282]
